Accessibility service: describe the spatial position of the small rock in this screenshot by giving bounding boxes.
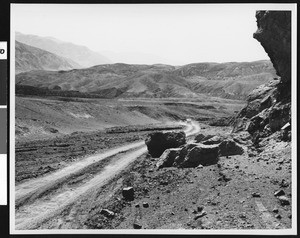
[184,208,188,211]
[142,202,149,208]
[171,212,175,215]
[274,190,285,197]
[239,214,246,219]
[197,206,204,212]
[276,167,282,170]
[197,164,204,169]
[122,187,134,201]
[194,211,207,220]
[235,165,239,169]
[160,180,168,185]
[288,214,292,219]
[133,223,142,229]
[272,207,279,213]
[278,196,290,205]
[252,192,261,197]
[275,214,282,219]
[100,209,115,218]
[135,204,140,208]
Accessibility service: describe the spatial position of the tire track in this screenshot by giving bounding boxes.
[14,121,201,230]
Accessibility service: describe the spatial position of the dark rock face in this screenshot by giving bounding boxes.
[253,11,291,87]
[233,11,291,142]
[145,131,186,158]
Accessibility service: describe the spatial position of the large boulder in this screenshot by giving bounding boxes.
[156,148,181,169]
[145,131,186,158]
[219,140,244,156]
[181,144,219,167]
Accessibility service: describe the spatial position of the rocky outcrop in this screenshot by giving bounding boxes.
[253,11,291,88]
[233,11,291,143]
[145,131,186,158]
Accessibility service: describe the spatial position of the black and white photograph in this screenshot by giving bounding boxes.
[9,3,297,235]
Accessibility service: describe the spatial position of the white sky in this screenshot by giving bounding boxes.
[11,4,294,65]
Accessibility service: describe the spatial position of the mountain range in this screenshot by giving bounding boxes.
[16,32,111,68]
[16,60,277,100]
[15,41,81,74]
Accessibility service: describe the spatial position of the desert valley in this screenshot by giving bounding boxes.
[13,10,293,231]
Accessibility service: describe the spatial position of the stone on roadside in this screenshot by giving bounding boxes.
[122,187,134,201]
[100,209,115,218]
[194,211,207,220]
[278,196,290,206]
[274,189,285,197]
[133,223,142,229]
[272,207,279,213]
[275,214,282,219]
[181,144,219,167]
[156,148,181,168]
[145,131,186,158]
[251,192,261,197]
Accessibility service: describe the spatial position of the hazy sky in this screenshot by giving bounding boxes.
[11,4,293,65]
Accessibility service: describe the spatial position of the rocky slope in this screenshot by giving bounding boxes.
[233,11,291,144]
[16,32,111,68]
[15,60,276,100]
[15,41,81,74]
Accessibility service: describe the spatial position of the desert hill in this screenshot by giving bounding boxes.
[15,41,81,74]
[16,60,276,100]
[16,32,111,68]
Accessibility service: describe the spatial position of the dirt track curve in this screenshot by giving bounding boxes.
[15,121,201,230]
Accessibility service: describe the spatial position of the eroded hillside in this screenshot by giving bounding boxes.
[16,60,276,100]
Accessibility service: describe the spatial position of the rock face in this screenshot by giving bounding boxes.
[253,11,291,87]
[145,131,186,158]
[232,11,291,143]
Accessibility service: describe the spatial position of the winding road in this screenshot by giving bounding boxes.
[14,121,201,230]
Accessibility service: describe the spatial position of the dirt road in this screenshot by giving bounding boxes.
[14,121,201,230]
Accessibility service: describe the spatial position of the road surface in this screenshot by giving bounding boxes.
[14,121,201,230]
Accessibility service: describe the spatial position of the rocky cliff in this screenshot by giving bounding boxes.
[233,11,291,144]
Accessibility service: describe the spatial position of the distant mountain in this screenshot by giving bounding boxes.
[15,60,277,100]
[16,32,111,68]
[15,41,81,74]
